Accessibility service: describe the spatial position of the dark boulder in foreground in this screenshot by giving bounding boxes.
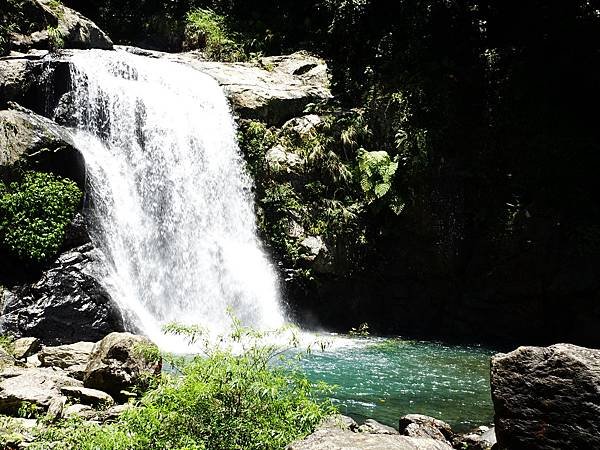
[0,244,126,345]
[491,343,600,450]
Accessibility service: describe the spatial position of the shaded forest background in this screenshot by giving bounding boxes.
[21,0,600,344]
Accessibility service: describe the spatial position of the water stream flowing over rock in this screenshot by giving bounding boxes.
[66,49,285,349]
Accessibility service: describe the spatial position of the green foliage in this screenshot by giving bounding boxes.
[46,25,64,51]
[18,401,42,419]
[0,334,14,354]
[46,0,64,16]
[0,172,82,264]
[356,149,399,202]
[30,323,335,450]
[237,120,276,178]
[237,112,371,275]
[348,322,370,337]
[259,183,304,264]
[132,342,162,365]
[184,8,244,61]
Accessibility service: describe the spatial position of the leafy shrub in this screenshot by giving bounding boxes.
[237,120,276,179]
[30,323,335,450]
[259,183,305,263]
[0,334,14,354]
[357,149,404,213]
[183,8,245,61]
[0,172,82,264]
[46,25,64,51]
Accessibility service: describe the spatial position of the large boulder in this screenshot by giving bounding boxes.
[0,366,82,413]
[5,0,112,54]
[491,343,600,450]
[84,332,161,398]
[0,105,85,184]
[12,337,40,360]
[121,46,332,126]
[0,244,126,345]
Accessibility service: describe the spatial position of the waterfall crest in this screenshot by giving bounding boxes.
[66,49,285,349]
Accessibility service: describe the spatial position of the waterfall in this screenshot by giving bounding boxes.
[66,49,285,349]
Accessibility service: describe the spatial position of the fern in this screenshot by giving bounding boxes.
[357,149,398,200]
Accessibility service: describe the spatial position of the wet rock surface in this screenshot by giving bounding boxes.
[0,105,85,185]
[0,245,125,345]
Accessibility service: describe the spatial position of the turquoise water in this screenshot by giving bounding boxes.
[298,337,495,433]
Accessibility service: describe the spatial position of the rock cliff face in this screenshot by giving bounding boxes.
[491,344,600,450]
[0,3,332,343]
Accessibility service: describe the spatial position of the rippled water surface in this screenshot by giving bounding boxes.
[298,337,495,432]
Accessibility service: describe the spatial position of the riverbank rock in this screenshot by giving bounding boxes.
[359,419,400,435]
[453,426,496,450]
[0,244,126,345]
[5,0,112,54]
[0,367,82,414]
[84,332,161,398]
[287,415,453,450]
[60,386,114,407]
[491,343,600,450]
[398,414,454,444]
[12,337,40,360]
[287,429,454,450]
[38,341,94,368]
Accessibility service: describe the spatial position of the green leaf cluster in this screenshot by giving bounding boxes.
[357,149,398,201]
[183,8,245,61]
[0,172,82,264]
[46,25,65,51]
[237,120,276,179]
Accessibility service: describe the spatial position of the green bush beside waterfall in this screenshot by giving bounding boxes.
[0,172,82,264]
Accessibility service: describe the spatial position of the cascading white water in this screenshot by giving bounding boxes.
[66,49,285,350]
